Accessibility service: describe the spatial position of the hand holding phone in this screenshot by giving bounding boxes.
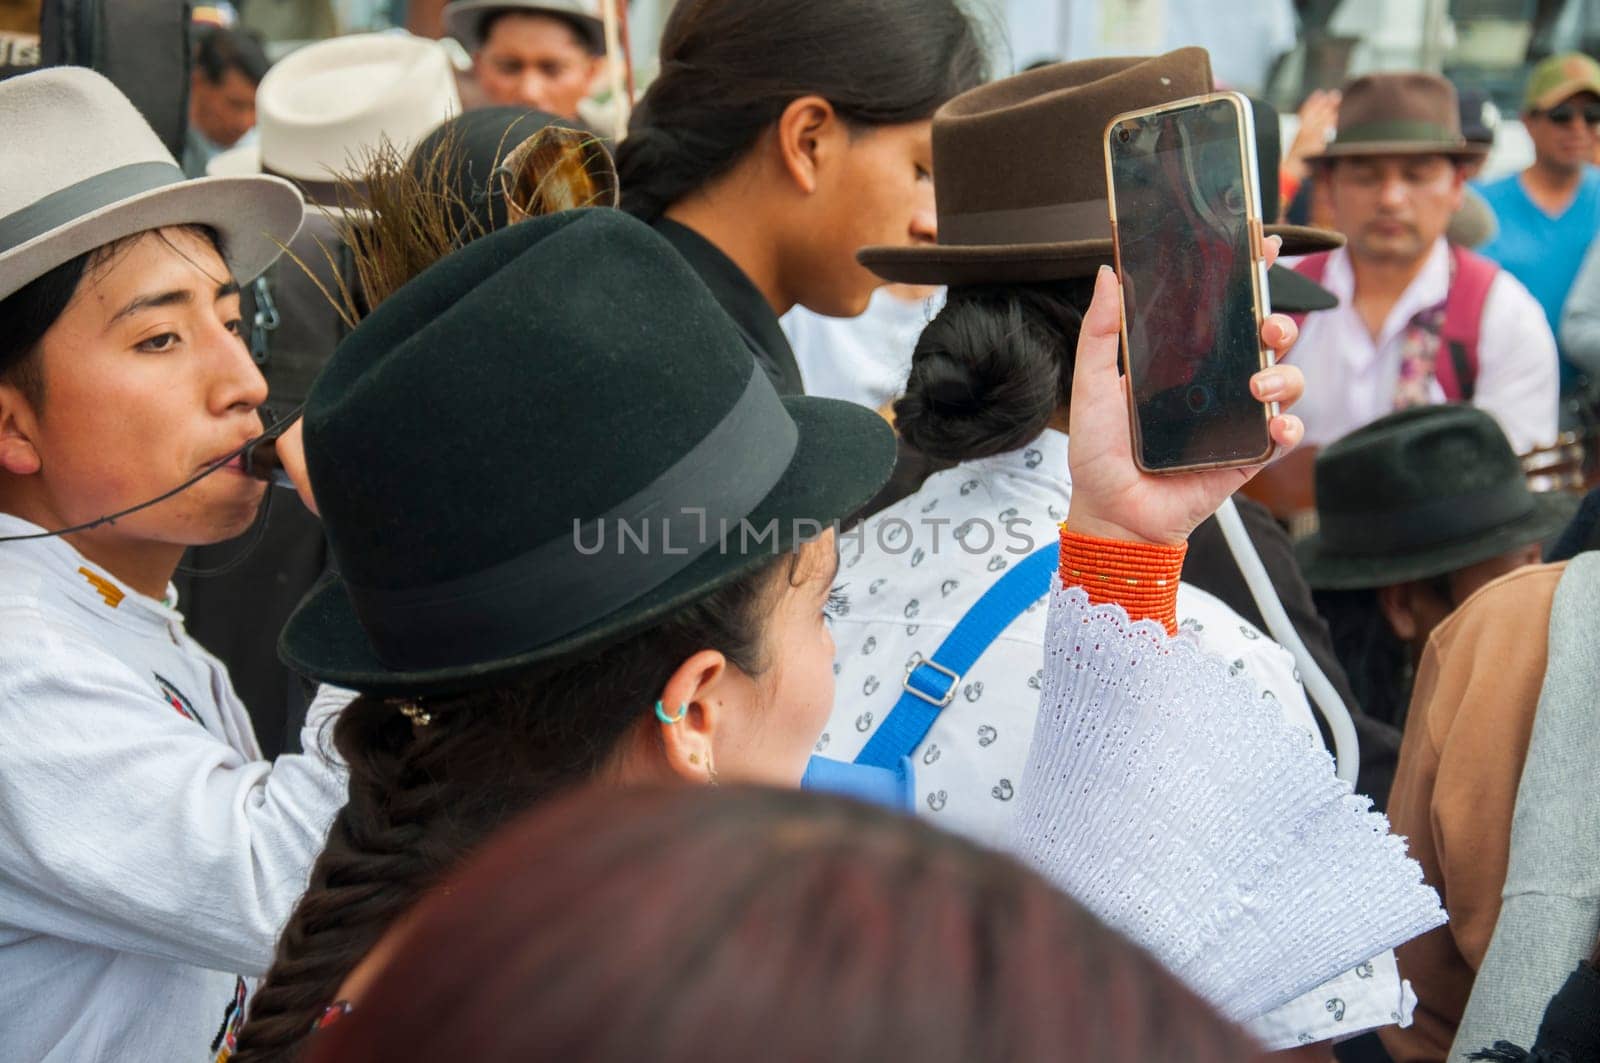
[1065,262,1305,547]
[1106,92,1277,473]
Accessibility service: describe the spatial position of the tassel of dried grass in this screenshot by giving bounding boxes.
[275,124,618,325]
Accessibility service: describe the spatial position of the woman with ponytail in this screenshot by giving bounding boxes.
[615,0,987,396]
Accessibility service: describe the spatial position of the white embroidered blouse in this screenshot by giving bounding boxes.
[824,431,1435,1046]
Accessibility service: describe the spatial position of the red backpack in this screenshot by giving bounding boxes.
[1290,244,1499,402]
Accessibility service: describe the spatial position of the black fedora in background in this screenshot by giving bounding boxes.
[1296,406,1574,591]
[281,209,895,695]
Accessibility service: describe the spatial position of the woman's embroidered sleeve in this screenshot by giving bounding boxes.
[1006,581,1446,1022]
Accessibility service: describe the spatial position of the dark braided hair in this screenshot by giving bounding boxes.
[230,551,800,1062]
[617,0,989,223]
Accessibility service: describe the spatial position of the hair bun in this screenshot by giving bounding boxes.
[895,286,1077,463]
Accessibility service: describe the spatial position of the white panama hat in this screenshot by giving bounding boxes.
[0,66,304,303]
[208,32,461,213]
[442,0,605,54]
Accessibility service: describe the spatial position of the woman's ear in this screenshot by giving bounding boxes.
[774,94,840,196]
[653,648,737,784]
[0,384,43,476]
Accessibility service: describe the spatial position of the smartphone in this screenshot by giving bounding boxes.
[1105,92,1275,473]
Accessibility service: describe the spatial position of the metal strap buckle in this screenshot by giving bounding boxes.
[902,658,960,708]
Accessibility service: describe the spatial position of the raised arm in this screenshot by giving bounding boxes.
[1006,261,1445,1021]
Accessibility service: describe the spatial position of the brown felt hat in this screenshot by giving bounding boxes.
[1306,71,1489,161]
[859,47,1340,287]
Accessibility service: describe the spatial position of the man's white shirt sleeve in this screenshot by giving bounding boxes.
[1476,271,1560,452]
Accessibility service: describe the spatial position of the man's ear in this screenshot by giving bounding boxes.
[0,383,42,476]
[1375,582,1419,643]
[584,55,608,96]
[653,648,735,784]
[774,94,840,196]
[1447,164,1466,211]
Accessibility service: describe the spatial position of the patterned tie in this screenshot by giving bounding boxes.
[1392,299,1448,410]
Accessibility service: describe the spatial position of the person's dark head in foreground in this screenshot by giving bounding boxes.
[617,0,988,317]
[304,785,1263,1063]
[229,209,896,1061]
[190,27,270,150]
[1301,405,1571,728]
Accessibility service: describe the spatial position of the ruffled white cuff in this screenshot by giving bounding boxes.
[1007,585,1445,1021]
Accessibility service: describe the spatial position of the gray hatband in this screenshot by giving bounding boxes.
[1316,480,1535,556]
[0,162,185,253]
[344,365,800,670]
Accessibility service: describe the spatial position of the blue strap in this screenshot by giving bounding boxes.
[854,542,1058,770]
[801,755,913,810]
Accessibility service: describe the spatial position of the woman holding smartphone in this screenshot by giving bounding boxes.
[232,205,1440,1059]
[615,0,986,396]
[829,53,1413,1052]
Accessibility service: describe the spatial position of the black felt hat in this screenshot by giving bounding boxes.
[281,209,895,694]
[1295,405,1575,590]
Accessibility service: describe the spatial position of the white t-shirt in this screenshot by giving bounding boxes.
[780,286,943,411]
[822,431,1413,1048]
[0,514,347,1062]
[1288,239,1560,453]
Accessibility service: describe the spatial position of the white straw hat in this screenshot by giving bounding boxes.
[442,0,605,54]
[0,66,303,303]
[208,32,460,211]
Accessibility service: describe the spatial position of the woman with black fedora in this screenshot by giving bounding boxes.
[232,204,1445,1057]
[832,48,1415,1052]
[615,0,987,398]
[0,67,358,1062]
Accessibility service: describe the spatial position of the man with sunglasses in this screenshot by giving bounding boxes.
[1478,53,1600,394]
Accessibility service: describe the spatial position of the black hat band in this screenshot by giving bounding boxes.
[939,198,1111,247]
[1317,478,1534,557]
[344,365,799,670]
[0,161,184,253]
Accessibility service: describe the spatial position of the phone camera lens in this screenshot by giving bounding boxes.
[1117,127,1131,143]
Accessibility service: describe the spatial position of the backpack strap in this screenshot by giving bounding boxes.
[1284,251,1335,338]
[854,542,1059,770]
[801,754,912,810]
[1438,244,1498,403]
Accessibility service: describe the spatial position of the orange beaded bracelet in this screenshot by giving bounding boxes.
[1058,525,1186,635]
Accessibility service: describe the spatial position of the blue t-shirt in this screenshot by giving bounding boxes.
[1478,166,1600,390]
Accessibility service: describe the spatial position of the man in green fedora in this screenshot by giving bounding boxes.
[1479,52,1600,393]
[1299,404,1572,743]
[1284,71,1559,469]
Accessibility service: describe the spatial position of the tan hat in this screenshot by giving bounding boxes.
[443,0,605,54]
[208,33,460,212]
[0,66,302,303]
[1523,52,1600,112]
[859,49,1338,287]
[1306,71,1487,161]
